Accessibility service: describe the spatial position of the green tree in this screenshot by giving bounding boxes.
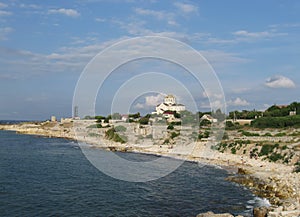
[139,116,149,125]
[95,115,106,122]
[111,113,122,120]
[129,112,140,119]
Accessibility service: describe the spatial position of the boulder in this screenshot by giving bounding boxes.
[237,167,252,175]
[253,206,268,217]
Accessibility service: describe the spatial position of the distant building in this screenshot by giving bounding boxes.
[277,105,288,109]
[51,116,57,122]
[154,94,185,115]
[290,110,297,116]
[200,114,217,123]
[61,117,73,123]
[121,115,129,122]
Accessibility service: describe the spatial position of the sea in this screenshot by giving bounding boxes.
[0,130,270,217]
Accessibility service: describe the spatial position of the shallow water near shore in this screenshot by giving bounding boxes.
[0,130,269,217]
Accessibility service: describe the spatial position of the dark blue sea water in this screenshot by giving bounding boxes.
[0,130,267,217]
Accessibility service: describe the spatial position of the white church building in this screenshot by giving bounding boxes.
[154,95,185,114]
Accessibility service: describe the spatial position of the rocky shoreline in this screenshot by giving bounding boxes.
[1,120,300,217]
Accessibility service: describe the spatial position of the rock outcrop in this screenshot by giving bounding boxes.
[196,211,235,217]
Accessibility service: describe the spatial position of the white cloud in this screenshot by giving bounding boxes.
[0,27,13,40]
[113,19,146,35]
[134,103,145,109]
[0,2,8,8]
[232,30,287,39]
[201,50,250,65]
[174,2,198,13]
[0,10,12,16]
[231,87,250,94]
[227,97,250,106]
[0,37,129,79]
[202,90,223,100]
[48,8,80,17]
[134,8,176,25]
[95,18,106,22]
[0,35,247,86]
[199,100,225,111]
[145,94,165,106]
[167,20,178,26]
[205,28,288,45]
[135,8,165,19]
[134,93,165,109]
[265,75,296,88]
[113,19,183,37]
[19,4,40,9]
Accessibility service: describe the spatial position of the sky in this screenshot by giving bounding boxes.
[0,0,300,120]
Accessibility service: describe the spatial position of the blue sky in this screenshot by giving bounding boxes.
[0,0,299,120]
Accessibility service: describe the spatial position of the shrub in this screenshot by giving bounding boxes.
[252,148,258,153]
[113,133,127,144]
[170,132,179,139]
[294,161,300,173]
[172,121,181,126]
[275,132,286,137]
[198,134,203,140]
[105,128,115,139]
[115,125,126,132]
[204,131,210,138]
[268,153,283,162]
[129,118,135,123]
[163,139,170,144]
[222,143,228,148]
[167,124,174,130]
[231,147,236,154]
[139,116,149,125]
[259,144,276,156]
[225,121,234,128]
[251,115,300,128]
[105,127,127,143]
[200,119,211,127]
[198,131,210,140]
[87,124,102,128]
[242,131,259,137]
